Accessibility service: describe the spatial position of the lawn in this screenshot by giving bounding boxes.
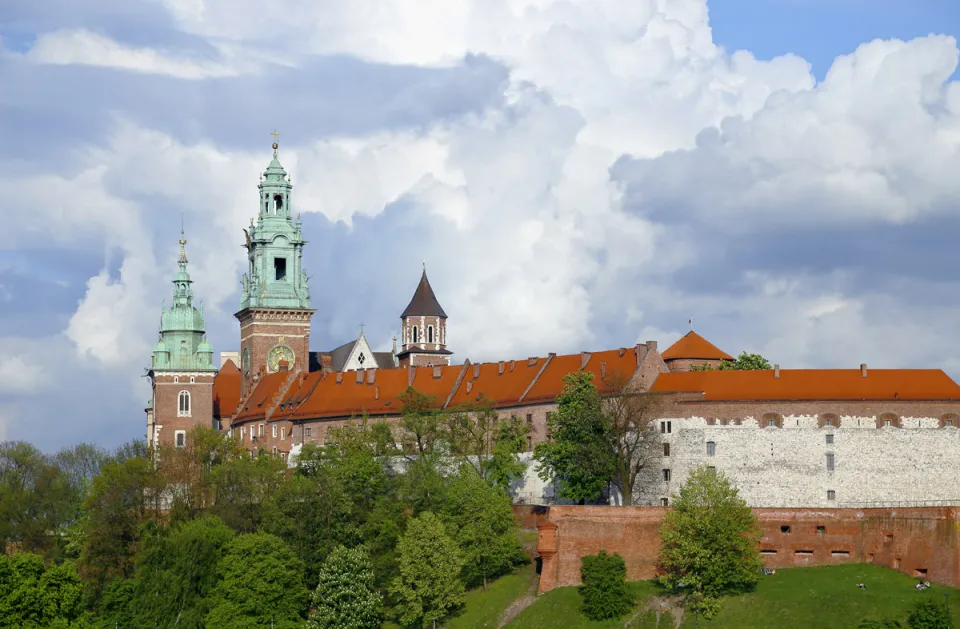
[500,564,960,629]
[444,568,537,629]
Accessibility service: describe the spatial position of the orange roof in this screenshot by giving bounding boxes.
[650,369,960,401]
[232,371,290,424]
[523,348,642,403]
[213,361,242,419]
[447,358,549,408]
[661,331,733,361]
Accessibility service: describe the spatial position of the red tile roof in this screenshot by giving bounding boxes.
[661,331,734,361]
[447,358,548,408]
[213,360,242,419]
[650,369,960,401]
[232,371,290,424]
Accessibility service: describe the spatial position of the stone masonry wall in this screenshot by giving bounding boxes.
[536,506,960,593]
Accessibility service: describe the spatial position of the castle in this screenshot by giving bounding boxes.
[145,141,960,509]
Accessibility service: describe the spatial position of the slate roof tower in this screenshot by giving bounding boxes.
[397,265,452,367]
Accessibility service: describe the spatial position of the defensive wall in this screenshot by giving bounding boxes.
[528,506,960,593]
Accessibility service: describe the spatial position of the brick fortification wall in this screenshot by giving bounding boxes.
[535,507,960,594]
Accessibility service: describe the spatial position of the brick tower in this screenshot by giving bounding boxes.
[396,264,452,367]
[146,230,218,450]
[236,137,314,396]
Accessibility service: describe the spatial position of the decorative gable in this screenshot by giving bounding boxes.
[342,334,380,371]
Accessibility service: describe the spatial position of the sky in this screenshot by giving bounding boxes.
[1,0,959,451]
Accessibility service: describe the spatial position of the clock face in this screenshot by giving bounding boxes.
[267,344,295,372]
[242,348,251,375]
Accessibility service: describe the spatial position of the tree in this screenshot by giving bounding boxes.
[443,470,526,590]
[0,553,92,629]
[205,532,308,629]
[657,467,763,617]
[692,352,772,372]
[603,378,668,506]
[534,372,615,503]
[390,511,465,629]
[307,545,383,629]
[446,402,528,493]
[210,452,287,533]
[398,388,444,456]
[908,598,951,629]
[579,550,633,621]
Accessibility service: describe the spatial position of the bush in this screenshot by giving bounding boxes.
[907,598,951,629]
[579,550,633,621]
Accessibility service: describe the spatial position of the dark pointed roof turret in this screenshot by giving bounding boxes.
[401,266,447,319]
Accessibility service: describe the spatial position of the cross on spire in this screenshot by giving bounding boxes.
[270,129,280,156]
[359,322,366,336]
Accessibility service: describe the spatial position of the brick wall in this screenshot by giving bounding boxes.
[152,373,215,448]
[237,308,313,397]
[536,506,960,593]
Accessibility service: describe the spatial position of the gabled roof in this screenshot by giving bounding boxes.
[661,331,734,361]
[401,269,447,319]
[232,372,290,424]
[650,369,960,401]
[213,360,242,419]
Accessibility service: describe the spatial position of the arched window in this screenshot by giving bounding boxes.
[412,326,419,343]
[173,376,179,384]
[274,194,283,213]
[189,376,195,384]
[178,390,191,417]
[762,413,781,428]
[428,325,434,343]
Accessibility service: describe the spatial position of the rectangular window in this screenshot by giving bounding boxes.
[826,453,835,472]
[258,424,264,437]
[706,441,716,456]
[884,419,892,427]
[707,466,716,473]
[817,525,825,535]
[824,418,833,426]
[662,469,671,482]
[274,257,287,280]
[175,430,186,448]
[825,434,834,445]
[663,443,670,457]
[767,418,777,427]
[526,413,533,424]
[305,427,312,437]
[660,421,672,434]
[280,427,285,440]
[280,453,287,462]
[272,425,278,438]
[827,490,836,501]
[660,498,669,507]
[527,435,533,452]
[272,446,278,455]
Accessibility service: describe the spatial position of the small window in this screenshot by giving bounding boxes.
[816,525,825,535]
[914,568,928,578]
[825,434,834,445]
[884,419,892,427]
[258,424,264,437]
[526,435,533,452]
[272,446,278,455]
[175,431,186,448]
[832,550,851,558]
[707,466,716,473]
[780,525,791,534]
[662,469,671,482]
[178,390,191,417]
[768,419,777,427]
[274,257,287,280]
[795,550,814,556]
[661,498,669,507]
[826,453,835,472]
[827,490,836,501]
[948,420,955,426]
[663,443,670,457]
[173,376,179,384]
[661,421,672,434]
[824,418,833,426]
[305,427,312,437]
[272,425,278,438]
[189,376,195,384]
[281,452,287,462]
[428,326,434,343]
[706,441,716,456]
[273,194,283,213]
[526,413,533,424]
[760,549,777,556]
[280,427,285,440]
[412,326,419,343]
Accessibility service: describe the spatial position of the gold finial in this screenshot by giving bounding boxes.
[270,129,280,151]
[179,213,187,245]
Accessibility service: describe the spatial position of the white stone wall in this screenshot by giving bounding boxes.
[651,416,960,508]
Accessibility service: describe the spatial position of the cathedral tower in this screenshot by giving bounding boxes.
[396,265,452,367]
[146,231,218,450]
[236,139,314,396]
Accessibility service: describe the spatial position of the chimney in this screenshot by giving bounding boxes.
[466,380,473,394]
[580,352,591,370]
[367,369,376,384]
[375,386,380,400]
[408,366,416,387]
[600,362,607,379]
[356,369,364,384]
[321,354,333,373]
[861,363,868,378]
[528,357,538,367]
[433,365,443,379]
[774,364,780,379]
[619,348,626,358]
[548,352,556,358]
[473,363,480,379]
[498,361,505,375]
[646,340,658,352]
[635,344,648,367]
[335,372,343,384]
[509,360,516,373]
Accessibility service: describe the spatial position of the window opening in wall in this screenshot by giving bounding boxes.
[258,424,264,437]
[305,427,312,437]
[526,413,533,425]
[412,326,419,343]
[178,391,191,417]
[272,446,277,455]
[663,443,670,457]
[660,498,669,507]
[817,526,826,535]
[795,550,814,556]
[280,453,287,462]
[175,431,186,448]
[826,434,834,445]
[280,427,285,440]
[428,326,434,343]
[274,194,283,213]
[661,421,672,434]
[914,568,928,578]
[760,549,777,556]
[174,376,179,384]
[526,436,533,452]
[884,419,892,427]
[832,551,851,558]
[767,418,777,427]
[826,453,835,471]
[274,257,287,281]
[272,425,277,438]
[706,441,716,456]
[662,469,671,482]
[948,420,955,426]
[707,466,716,473]
[827,490,836,501]
[824,418,833,426]
[780,525,791,534]
[190,376,195,384]
[885,534,894,543]
[868,553,875,563]
[894,557,901,570]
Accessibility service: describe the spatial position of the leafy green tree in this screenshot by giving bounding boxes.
[0,553,91,629]
[657,467,763,617]
[534,372,616,503]
[446,403,528,493]
[205,532,308,629]
[444,470,526,590]
[307,545,383,629]
[398,388,445,456]
[210,452,287,533]
[390,511,465,629]
[692,351,772,372]
[579,550,633,621]
[908,598,951,629]
[130,516,235,629]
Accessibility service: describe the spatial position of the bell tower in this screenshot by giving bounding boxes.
[236,135,314,396]
[396,264,452,368]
